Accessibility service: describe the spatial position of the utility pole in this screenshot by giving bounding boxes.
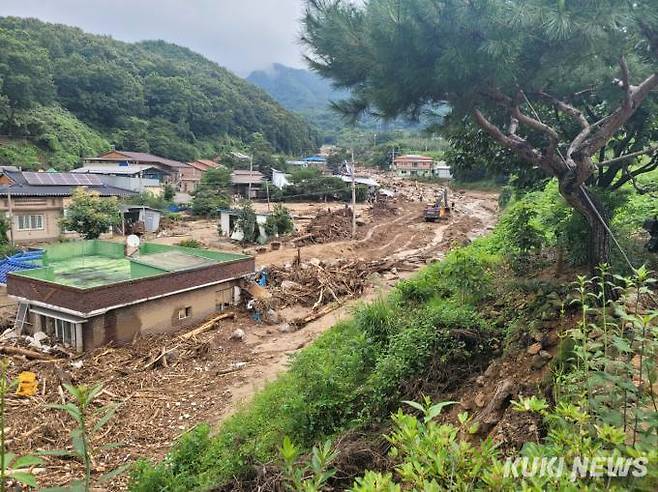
[265,180,271,212]
[248,155,253,199]
[7,190,13,246]
[351,148,356,238]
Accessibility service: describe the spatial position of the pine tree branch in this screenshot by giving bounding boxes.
[598,145,658,167]
[580,59,658,157]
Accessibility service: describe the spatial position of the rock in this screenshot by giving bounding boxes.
[264,309,280,324]
[229,328,246,341]
[476,375,486,386]
[356,218,367,226]
[541,332,560,348]
[539,350,553,360]
[531,354,548,370]
[473,379,517,434]
[278,323,295,334]
[308,257,321,267]
[474,392,486,408]
[231,361,247,370]
[164,349,180,365]
[527,342,542,355]
[484,361,498,378]
[461,399,473,411]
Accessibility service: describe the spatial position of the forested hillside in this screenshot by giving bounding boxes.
[0,17,319,169]
[247,63,449,140]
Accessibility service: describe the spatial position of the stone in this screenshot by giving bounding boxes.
[541,332,560,348]
[308,257,321,267]
[278,323,295,334]
[527,342,542,355]
[229,328,246,341]
[476,375,486,386]
[539,350,553,360]
[531,354,548,370]
[484,362,498,378]
[474,392,486,408]
[265,309,280,324]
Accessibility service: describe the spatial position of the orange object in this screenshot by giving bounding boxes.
[16,371,37,397]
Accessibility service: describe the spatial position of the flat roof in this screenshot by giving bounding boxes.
[10,241,250,290]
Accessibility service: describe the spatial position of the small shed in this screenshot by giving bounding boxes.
[121,206,162,235]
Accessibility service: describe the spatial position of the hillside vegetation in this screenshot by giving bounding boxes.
[130,180,658,490]
[0,17,319,168]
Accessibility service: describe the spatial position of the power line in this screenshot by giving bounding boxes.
[520,91,636,272]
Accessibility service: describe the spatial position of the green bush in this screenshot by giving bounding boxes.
[264,204,294,237]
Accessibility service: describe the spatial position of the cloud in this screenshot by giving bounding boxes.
[0,0,308,75]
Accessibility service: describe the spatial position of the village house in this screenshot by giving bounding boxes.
[83,150,191,190]
[180,159,223,193]
[71,165,167,195]
[0,170,135,243]
[230,170,265,199]
[7,241,255,351]
[392,154,434,177]
[392,154,453,179]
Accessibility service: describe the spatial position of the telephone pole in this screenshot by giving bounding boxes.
[351,148,356,238]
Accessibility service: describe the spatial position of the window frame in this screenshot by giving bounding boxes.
[17,214,44,231]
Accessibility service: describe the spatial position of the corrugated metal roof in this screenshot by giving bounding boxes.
[72,165,159,176]
[230,170,264,185]
[96,151,188,169]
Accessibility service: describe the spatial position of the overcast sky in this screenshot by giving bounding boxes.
[0,0,309,76]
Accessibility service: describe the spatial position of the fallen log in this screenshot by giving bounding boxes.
[0,345,56,361]
[290,303,341,328]
[179,312,236,340]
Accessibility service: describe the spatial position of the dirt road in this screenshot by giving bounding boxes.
[2,183,498,489]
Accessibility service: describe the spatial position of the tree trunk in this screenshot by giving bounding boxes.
[560,184,611,271]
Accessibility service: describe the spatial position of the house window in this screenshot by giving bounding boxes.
[178,307,192,320]
[17,214,44,231]
[55,319,77,347]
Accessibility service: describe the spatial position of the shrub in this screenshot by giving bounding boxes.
[264,204,294,237]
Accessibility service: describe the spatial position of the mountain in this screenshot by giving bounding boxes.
[0,17,319,169]
[247,63,347,114]
[247,64,449,140]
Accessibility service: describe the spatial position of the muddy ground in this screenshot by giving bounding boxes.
[0,177,498,489]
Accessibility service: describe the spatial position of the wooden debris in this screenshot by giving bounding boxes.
[0,345,56,361]
[179,312,235,340]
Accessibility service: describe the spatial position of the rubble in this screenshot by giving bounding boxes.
[268,257,400,309]
[292,207,357,245]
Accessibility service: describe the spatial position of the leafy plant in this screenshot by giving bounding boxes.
[235,199,259,244]
[264,204,294,237]
[60,188,121,240]
[0,360,42,490]
[280,437,337,492]
[43,383,128,490]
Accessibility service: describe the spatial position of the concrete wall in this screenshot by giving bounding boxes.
[83,280,239,349]
[0,197,65,242]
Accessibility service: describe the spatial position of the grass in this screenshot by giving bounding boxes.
[129,239,502,491]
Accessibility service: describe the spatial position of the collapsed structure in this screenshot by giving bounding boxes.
[7,241,254,351]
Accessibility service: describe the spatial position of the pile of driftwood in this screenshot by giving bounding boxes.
[292,207,354,245]
[369,200,399,218]
[268,258,398,309]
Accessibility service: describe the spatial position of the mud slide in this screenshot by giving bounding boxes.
[214,190,499,424]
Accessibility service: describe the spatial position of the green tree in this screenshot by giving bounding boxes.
[162,184,175,202]
[60,188,121,239]
[236,199,259,243]
[264,204,294,237]
[199,167,231,190]
[0,29,55,121]
[303,0,658,269]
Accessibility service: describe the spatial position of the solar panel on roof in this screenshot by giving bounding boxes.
[23,172,103,186]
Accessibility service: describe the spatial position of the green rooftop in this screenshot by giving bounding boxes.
[12,240,250,289]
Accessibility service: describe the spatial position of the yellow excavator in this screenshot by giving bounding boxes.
[423,189,451,222]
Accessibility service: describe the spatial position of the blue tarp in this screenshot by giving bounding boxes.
[0,250,44,284]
